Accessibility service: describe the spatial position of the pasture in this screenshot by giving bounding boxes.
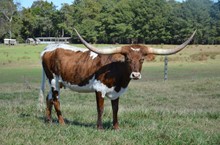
[0,44,220,145]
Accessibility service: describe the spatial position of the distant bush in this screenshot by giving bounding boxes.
[190,52,220,61]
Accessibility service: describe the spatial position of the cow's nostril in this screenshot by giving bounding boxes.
[130,72,141,79]
[132,73,136,77]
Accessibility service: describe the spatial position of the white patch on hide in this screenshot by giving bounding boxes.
[41,44,98,60]
[51,79,56,89]
[62,76,95,93]
[93,79,127,100]
[61,76,127,100]
[48,74,61,100]
[131,47,140,51]
[90,51,98,59]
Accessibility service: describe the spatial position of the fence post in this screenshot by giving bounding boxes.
[164,55,168,81]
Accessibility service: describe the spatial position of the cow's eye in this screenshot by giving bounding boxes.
[140,58,144,63]
[125,57,131,63]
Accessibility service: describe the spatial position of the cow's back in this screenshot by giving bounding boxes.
[41,44,101,84]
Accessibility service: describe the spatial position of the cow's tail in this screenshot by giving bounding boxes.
[38,68,46,112]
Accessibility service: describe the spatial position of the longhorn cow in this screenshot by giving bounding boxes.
[39,29,196,129]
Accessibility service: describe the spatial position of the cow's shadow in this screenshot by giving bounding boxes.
[64,118,95,128]
[65,118,112,129]
[36,116,112,129]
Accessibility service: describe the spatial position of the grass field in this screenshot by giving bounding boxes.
[0,44,220,145]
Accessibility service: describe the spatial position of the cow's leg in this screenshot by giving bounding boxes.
[96,92,104,130]
[45,94,53,122]
[45,90,53,123]
[51,76,65,125]
[52,90,65,125]
[111,98,119,130]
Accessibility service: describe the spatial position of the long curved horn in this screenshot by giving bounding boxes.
[148,30,196,55]
[74,28,122,54]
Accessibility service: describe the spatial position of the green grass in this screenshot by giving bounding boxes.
[0,44,220,144]
[0,44,44,66]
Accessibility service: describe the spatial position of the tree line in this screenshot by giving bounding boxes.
[0,0,220,44]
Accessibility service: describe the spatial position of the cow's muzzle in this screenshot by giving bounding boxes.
[130,72,141,80]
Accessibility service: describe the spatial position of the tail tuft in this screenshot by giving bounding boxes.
[38,89,44,112]
[38,69,46,112]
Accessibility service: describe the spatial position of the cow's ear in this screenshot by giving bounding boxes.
[111,54,125,62]
[145,54,155,61]
[120,46,130,55]
[141,45,150,55]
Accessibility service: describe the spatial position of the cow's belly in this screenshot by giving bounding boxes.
[63,82,95,93]
[62,76,127,100]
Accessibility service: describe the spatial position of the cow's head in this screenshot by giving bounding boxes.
[74,28,196,80]
[119,45,147,79]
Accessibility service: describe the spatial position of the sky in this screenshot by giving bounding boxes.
[15,0,74,9]
[15,0,218,10]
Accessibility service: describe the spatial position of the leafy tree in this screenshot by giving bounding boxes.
[30,1,56,37]
[173,0,213,44]
[210,1,220,43]
[71,0,102,43]
[0,0,18,39]
[96,0,118,43]
[0,0,219,44]
[59,3,75,37]
[20,8,37,39]
[166,0,191,44]
[106,0,134,43]
[129,0,172,44]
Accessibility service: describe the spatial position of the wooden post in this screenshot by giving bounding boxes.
[164,55,168,81]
